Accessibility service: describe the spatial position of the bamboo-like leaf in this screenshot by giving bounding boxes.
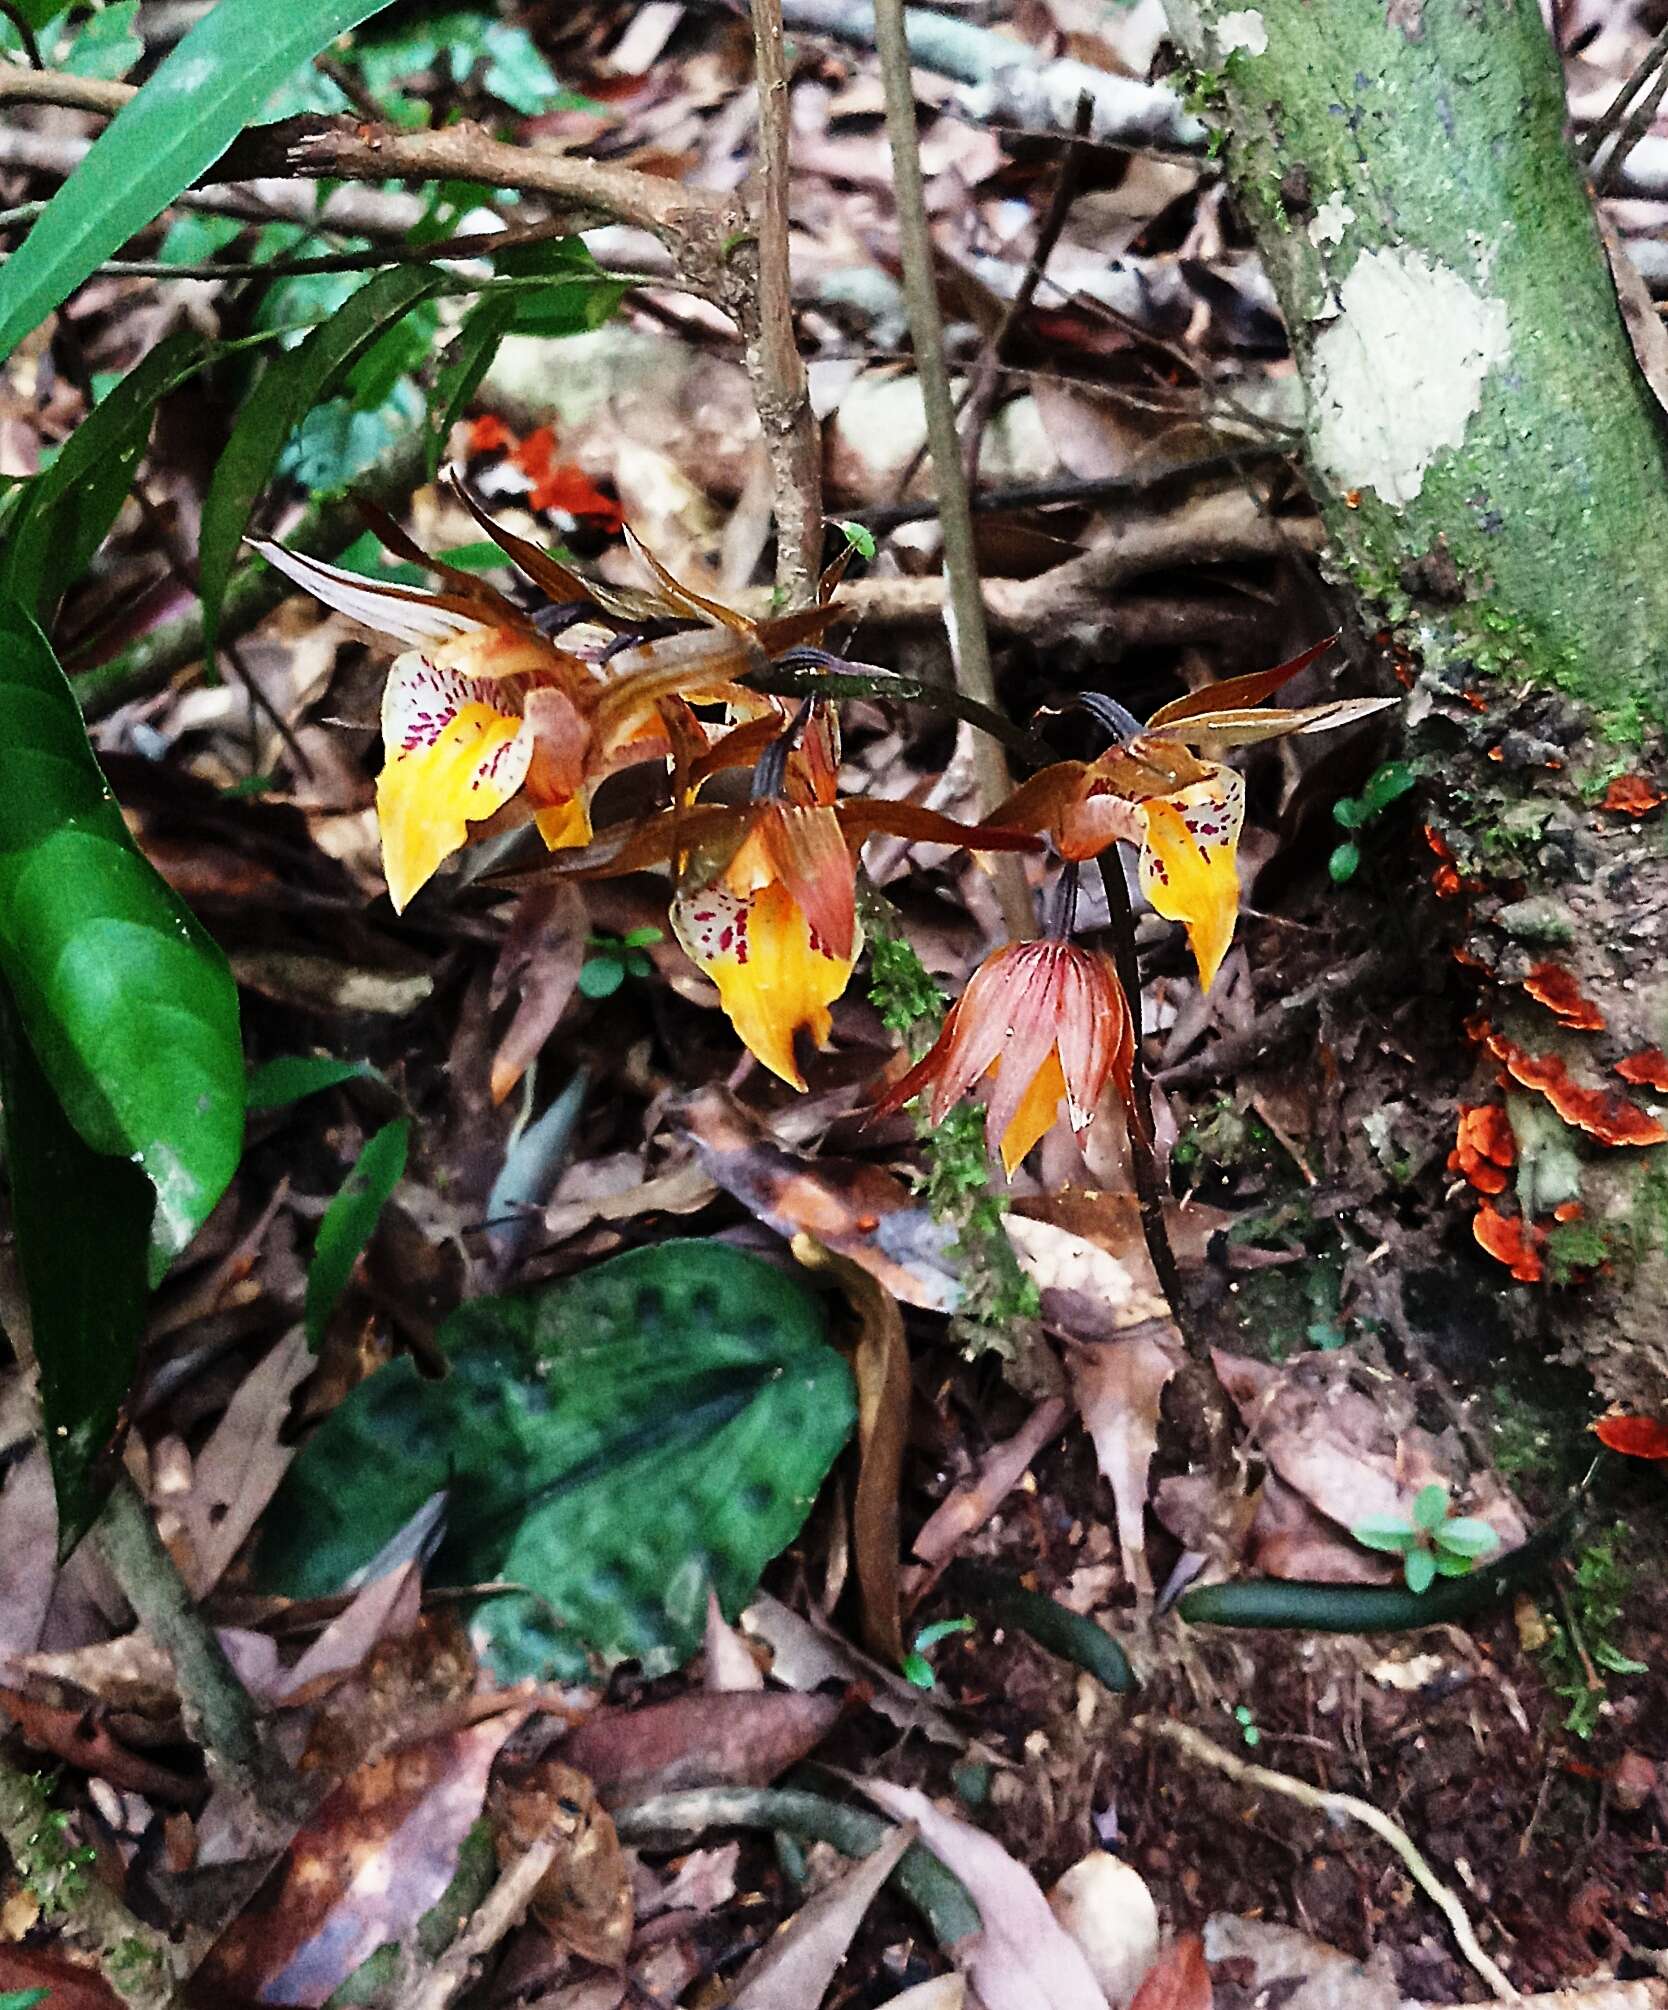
[305,1117,410,1349]
[0,0,402,365]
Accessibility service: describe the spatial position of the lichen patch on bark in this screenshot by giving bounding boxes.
[1215,9,1268,55]
[1309,248,1511,507]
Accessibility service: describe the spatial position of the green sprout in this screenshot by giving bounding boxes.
[578,927,662,1000]
[1232,1703,1261,1748]
[902,1615,973,1689]
[1352,1482,1500,1594]
[836,519,877,562]
[1329,760,1417,883]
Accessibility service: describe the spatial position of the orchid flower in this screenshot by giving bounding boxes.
[251,494,834,912]
[872,938,1134,1175]
[992,639,1395,990]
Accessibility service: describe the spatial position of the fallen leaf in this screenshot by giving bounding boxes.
[740,1595,962,1747]
[0,1946,121,2009]
[489,881,589,1105]
[1049,1852,1159,2009]
[0,1446,59,1659]
[174,1328,314,1596]
[729,1819,915,2008]
[277,1560,423,1705]
[1006,1214,1169,1339]
[794,1237,909,1664]
[491,1759,633,1967]
[554,1691,841,1807]
[200,1708,524,2005]
[0,1687,195,1803]
[1128,1933,1212,2010]
[911,1396,1068,1571]
[704,1589,765,1692]
[1200,1914,1401,2010]
[859,1780,1107,2010]
[1069,1333,1181,1598]
[1245,1473,1394,1584]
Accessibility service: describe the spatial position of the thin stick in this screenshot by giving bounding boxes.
[1096,852,1185,1315]
[0,0,43,69]
[1142,1717,1520,2003]
[871,0,1032,940]
[408,1831,561,2010]
[748,0,824,606]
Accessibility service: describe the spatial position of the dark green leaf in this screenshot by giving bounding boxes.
[1362,760,1417,817]
[259,1240,857,1679]
[0,0,403,366]
[493,237,627,337]
[199,265,436,655]
[0,1987,52,2009]
[428,292,515,476]
[577,956,624,999]
[0,331,210,617]
[0,603,243,1276]
[1328,840,1361,884]
[61,1,142,80]
[247,1054,377,1112]
[305,1117,410,1349]
[0,984,151,1550]
[1330,796,1364,831]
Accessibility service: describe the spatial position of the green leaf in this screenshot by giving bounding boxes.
[577,956,624,999]
[1592,1641,1648,1676]
[247,1053,377,1112]
[1433,1550,1476,1578]
[0,0,402,366]
[0,330,211,617]
[199,265,436,655]
[1403,1547,1437,1595]
[0,984,151,1550]
[1431,1516,1500,1559]
[428,292,515,476]
[0,1987,52,2009]
[477,21,564,114]
[61,1,142,80]
[1331,796,1364,830]
[1362,760,1417,817]
[493,237,627,337]
[1351,1516,1417,1555]
[1411,1482,1450,1533]
[911,1617,973,1654]
[837,520,877,561]
[1327,840,1361,884]
[258,1240,858,1679]
[0,603,243,1276]
[155,211,243,268]
[305,1118,410,1349]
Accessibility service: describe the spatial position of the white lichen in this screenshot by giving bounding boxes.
[1308,193,1356,248]
[1215,9,1268,56]
[1310,248,1511,507]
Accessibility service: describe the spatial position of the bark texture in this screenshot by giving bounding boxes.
[1164,0,1668,1406]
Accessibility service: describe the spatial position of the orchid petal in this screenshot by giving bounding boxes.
[1054,949,1133,1126]
[1144,634,1340,728]
[755,805,857,963]
[1138,766,1245,993]
[250,539,491,647]
[997,1048,1067,1177]
[377,699,530,912]
[1155,695,1398,749]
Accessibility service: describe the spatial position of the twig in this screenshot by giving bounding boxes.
[747,0,823,606]
[0,1753,183,2009]
[872,0,1032,939]
[1141,1717,1520,2002]
[0,63,129,111]
[1153,948,1384,1089]
[1096,854,1185,1315]
[0,2,44,68]
[408,1830,561,2010]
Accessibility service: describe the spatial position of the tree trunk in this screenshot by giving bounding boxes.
[1162,0,1668,1408]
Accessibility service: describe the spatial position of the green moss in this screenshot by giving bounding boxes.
[1534,1531,1644,1739]
[7,1773,95,1916]
[1544,1217,1613,1286]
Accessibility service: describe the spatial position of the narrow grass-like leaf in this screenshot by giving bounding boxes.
[0,602,243,1275]
[247,1054,378,1112]
[427,292,515,476]
[199,265,438,657]
[0,0,402,366]
[305,1117,410,1348]
[0,985,151,1549]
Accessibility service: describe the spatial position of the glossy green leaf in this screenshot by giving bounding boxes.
[1362,760,1417,817]
[199,265,437,657]
[0,331,210,617]
[1327,840,1361,884]
[258,1240,858,1679]
[305,1117,410,1349]
[0,603,243,1276]
[246,1053,378,1112]
[1431,1516,1500,1559]
[0,0,401,366]
[428,292,515,476]
[1411,1482,1450,1533]
[0,985,151,1550]
[1351,1516,1417,1554]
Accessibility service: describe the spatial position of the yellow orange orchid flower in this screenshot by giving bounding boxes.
[873,939,1134,1176]
[546,788,1039,1090]
[993,638,1395,991]
[250,501,837,912]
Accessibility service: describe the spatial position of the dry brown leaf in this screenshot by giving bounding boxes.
[728,1819,915,2009]
[1069,1333,1181,1598]
[740,1595,963,1747]
[911,1395,1068,1573]
[554,1691,841,1808]
[794,1236,909,1665]
[703,1589,765,1692]
[489,880,589,1105]
[0,1445,60,1659]
[276,1560,423,1705]
[491,1758,634,1967]
[859,1781,1108,2010]
[1128,1933,1212,2010]
[1246,1472,1395,1584]
[200,1707,524,2005]
[0,1947,122,2009]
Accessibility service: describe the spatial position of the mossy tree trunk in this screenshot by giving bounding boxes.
[1163,0,1668,1407]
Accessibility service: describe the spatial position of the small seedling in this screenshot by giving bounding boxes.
[1352,1482,1500,1594]
[578,927,662,999]
[902,1615,973,1689]
[836,519,877,561]
[1232,1703,1261,1748]
[1329,760,1417,883]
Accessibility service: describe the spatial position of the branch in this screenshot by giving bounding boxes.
[1140,1717,1519,2003]
[407,1830,562,2010]
[872,0,1033,939]
[747,0,824,606]
[0,64,130,113]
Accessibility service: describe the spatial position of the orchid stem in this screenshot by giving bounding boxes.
[1095,852,1185,1316]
